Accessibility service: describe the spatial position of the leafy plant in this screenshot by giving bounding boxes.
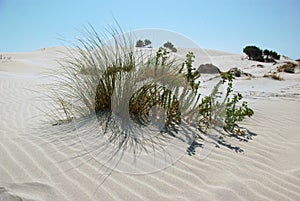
[197,71,254,135]
[222,76,254,133]
[179,52,200,91]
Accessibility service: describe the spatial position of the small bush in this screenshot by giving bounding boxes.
[179,52,200,91]
[227,68,253,78]
[263,73,283,81]
[196,71,254,135]
[277,62,297,73]
[228,67,241,77]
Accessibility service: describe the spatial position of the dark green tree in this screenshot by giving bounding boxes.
[263,49,280,61]
[263,49,273,62]
[144,39,152,47]
[243,46,263,61]
[136,40,144,47]
[263,49,270,57]
[136,39,152,48]
[163,41,177,52]
[269,50,280,60]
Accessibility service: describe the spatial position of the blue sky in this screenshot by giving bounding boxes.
[0,0,299,59]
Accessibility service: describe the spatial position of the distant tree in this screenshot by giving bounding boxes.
[244,45,280,63]
[269,50,280,60]
[263,49,280,62]
[144,39,152,47]
[136,39,152,48]
[243,46,263,62]
[256,55,264,62]
[136,40,144,47]
[163,41,177,52]
[263,49,270,57]
[263,49,273,62]
[163,41,174,49]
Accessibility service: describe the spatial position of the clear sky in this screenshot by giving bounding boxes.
[0,0,299,59]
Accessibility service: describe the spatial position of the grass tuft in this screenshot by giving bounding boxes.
[45,24,197,129]
[277,62,297,73]
[263,73,284,81]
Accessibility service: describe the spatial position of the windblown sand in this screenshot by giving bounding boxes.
[0,47,299,200]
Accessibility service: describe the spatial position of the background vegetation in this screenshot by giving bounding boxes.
[243,45,280,62]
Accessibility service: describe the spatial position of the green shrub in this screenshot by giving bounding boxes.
[47,24,254,153]
[197,71,254,135]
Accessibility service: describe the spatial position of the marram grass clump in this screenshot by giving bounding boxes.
[94,46,184,126]
[44,25,193,128]
[45,25,254,153]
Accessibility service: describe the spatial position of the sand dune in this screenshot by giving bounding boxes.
[0,47,299,200]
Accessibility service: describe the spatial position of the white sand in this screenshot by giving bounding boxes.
[0,47,299,200]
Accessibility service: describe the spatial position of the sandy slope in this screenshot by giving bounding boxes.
[0,47,299,201]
